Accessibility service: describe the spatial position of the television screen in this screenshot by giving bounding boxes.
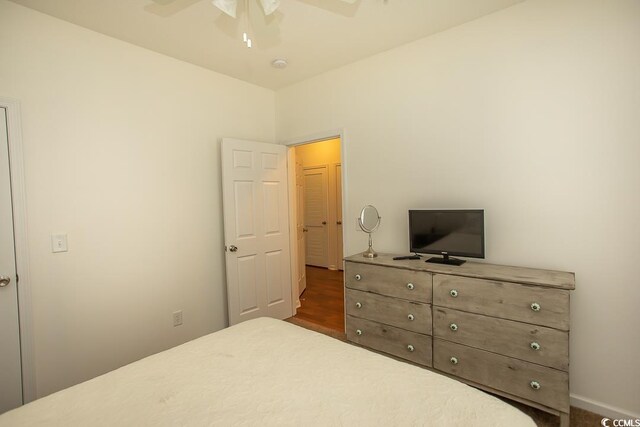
[409,210,484,259]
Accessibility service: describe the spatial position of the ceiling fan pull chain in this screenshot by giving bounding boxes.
[244,0,252,47]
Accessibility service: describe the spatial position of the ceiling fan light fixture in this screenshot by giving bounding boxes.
[259,0,281,15]
[212,0,237,18]
[213,0,280,17]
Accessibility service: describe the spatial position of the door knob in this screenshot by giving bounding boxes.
[229,245,238,253]
[303,228,308,232]
[322,221,327,225]
[0,276,10,287]
[336,221,342,225]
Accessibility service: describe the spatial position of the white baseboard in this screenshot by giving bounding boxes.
[571,394,640,420]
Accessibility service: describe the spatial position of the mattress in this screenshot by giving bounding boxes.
[0,317,535,426]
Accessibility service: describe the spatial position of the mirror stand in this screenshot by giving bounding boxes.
[363,232,377,258]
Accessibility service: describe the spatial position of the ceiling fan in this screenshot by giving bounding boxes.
[151,0,361,47]
[210,0,357,19]
[151,0,359,19]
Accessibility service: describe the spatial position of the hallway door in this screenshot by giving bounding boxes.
[303,166,328,268]
[295,155,306,295]
[0,107,23,413]
[336,164,343,270]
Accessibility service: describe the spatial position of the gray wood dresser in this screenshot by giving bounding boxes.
[344,253,575,427]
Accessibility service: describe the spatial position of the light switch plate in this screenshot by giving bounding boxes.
[173,310,183,327]
[51,234,68,253]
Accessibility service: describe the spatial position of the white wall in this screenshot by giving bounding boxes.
[277,0,640,418]
[0,0,275,398]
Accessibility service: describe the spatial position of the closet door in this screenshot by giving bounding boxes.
[0,108,22,413]
[303,166,328,268]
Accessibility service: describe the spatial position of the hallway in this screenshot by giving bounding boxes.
[292,267,344,333]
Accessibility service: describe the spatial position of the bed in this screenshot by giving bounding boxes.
[0,318,535,426]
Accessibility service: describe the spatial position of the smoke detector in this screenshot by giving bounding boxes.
[271,59,288,69]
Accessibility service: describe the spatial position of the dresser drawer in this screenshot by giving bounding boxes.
[434,339,569,412]
[346,289,432,334]
[433,275,569,330]
[345,261,432,303]
[433,307,569,371]
[347,316,432,367]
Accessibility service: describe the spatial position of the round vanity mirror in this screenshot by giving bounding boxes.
[359,205,381,233]
[358,205,381,258]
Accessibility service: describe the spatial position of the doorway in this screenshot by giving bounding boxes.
[288,137,345,333]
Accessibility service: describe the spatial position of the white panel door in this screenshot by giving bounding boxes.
[0,108,22,413]
[304,167,328,268]
[336,164,343,270]
[222,139,293,326]
[295,155,306,296]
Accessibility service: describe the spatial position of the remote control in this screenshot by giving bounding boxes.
[393,255,421,260]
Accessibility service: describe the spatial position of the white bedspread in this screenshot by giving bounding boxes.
[0,318,534,426]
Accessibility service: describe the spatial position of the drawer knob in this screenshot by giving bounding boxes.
[407,283,415,290]
[356,329,362,336]
[355,302,362,309]
[530,381,541,390]
[407,344,415,352]
[354,274,362,281]
[450,356,458,365]
[449,289,458,298]
[530,342,541,351]
[407,314,415,321]
[449,323,458,332]
[530,302,541,312]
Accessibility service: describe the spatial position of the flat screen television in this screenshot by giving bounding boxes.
[409,209,484,266]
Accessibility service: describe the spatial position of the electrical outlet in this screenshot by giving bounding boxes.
[172,310,183,327]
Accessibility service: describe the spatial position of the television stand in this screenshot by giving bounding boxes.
[425,254,465,266]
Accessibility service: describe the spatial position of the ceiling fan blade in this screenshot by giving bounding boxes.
[145,0,202,17]
[259,0,281,15]
[212,0,238,18]
[296,0,361,17]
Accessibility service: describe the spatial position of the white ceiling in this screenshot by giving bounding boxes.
[8,0,524,89]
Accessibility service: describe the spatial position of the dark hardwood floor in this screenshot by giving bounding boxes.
[291,266,344,333]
